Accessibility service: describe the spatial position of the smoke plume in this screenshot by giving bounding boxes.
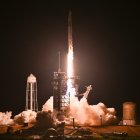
[42,90,117,125]
[70,96,116,125]
[42,96,53,112]
[14,110,36,125]
[0,111,13,125]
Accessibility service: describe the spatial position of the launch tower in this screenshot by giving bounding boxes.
[25,74,38,112]
[53,72,69,111]
[53,52,68,112]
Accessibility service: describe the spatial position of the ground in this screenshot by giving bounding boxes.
[1,124,140,139]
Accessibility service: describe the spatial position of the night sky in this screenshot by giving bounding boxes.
[0,1,139,121]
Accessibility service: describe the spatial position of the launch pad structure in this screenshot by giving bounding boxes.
[53,51,69,112]
[53,71,69,112]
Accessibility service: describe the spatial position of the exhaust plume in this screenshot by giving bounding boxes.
[42,96,53,112]
[14,110,36,125]
[42,87,117,125]
[0,111,13,125]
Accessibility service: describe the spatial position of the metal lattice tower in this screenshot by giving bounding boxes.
[53,71,69,112]
[53,52,69,112]
[25,74,38,112]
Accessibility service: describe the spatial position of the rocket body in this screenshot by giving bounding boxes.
[67,11,74,79]
[67,11,75,97]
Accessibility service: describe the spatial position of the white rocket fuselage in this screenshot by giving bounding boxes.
[67,11,75,97]
[67,11,74,79]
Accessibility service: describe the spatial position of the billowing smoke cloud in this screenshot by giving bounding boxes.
[0,111,13,125]
[42,90,117,125]
[42,96,53,112]
[0,110,37,126]
[70,96,116,125]
[14,110,36,125]
[0,89,116,127]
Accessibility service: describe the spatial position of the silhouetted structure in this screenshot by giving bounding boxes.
[25,74,38,112]
[123,102,136,125]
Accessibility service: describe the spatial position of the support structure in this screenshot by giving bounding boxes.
[53,71,68,112]
[53,52,69,112]
[25,74,38,112]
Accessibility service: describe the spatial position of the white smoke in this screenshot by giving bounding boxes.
[70,97,116,125]
[42,88,117,125]
[0,89,116,126]
[14,110,37,125]
[0,111,13,125]
[0,110,37,126]
[42,96,53,112]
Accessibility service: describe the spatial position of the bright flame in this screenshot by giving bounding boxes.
[67,47,75,97]
[67,48,74,78]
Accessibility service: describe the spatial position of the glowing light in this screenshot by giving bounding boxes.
[67,48,74,78]
[66,46,75,98]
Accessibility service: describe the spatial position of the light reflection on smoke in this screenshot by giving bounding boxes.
[0,94,116,126]
[14,110,36,125]
[0,111,13,125]
[42,94,117,125]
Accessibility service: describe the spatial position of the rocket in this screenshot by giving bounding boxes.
[67,11,79,98]
[67,11,74,79]
[67,11,75,95]
[68,11,73,52]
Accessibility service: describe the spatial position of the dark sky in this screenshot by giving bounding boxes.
[0,1,139,121]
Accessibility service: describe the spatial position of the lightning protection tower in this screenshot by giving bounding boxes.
[25,74,38,112]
